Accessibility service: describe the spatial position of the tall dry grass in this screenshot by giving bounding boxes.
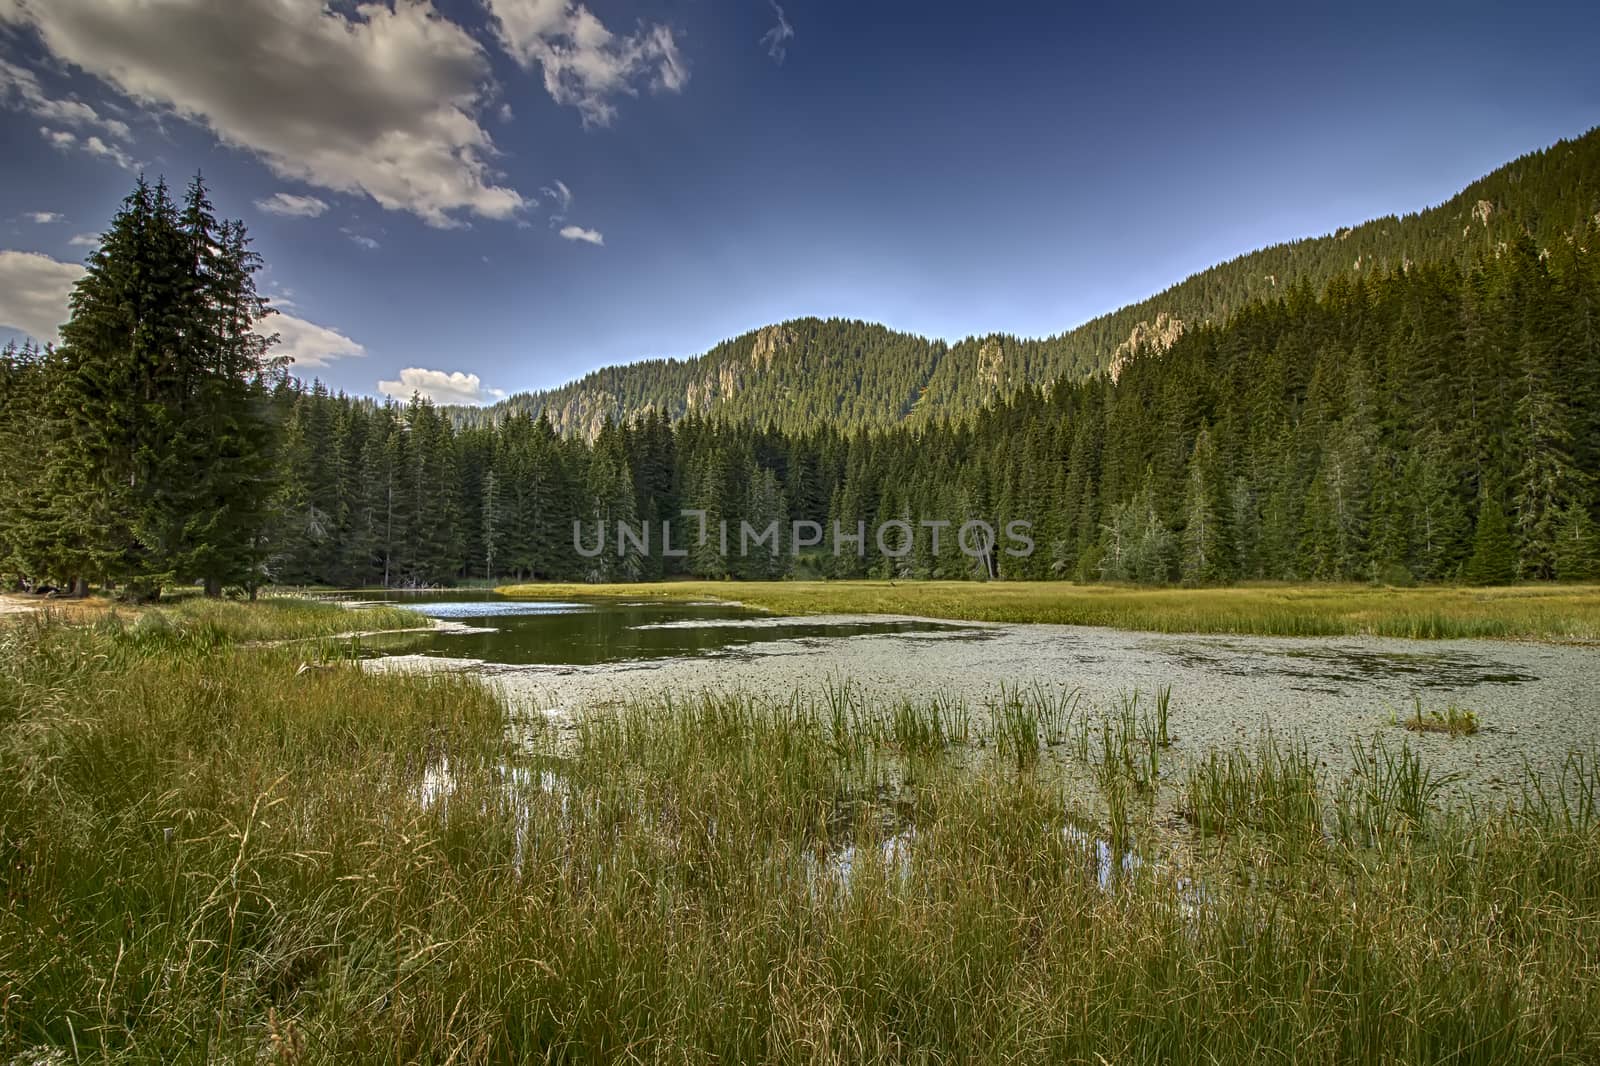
[3,605,1598,1063]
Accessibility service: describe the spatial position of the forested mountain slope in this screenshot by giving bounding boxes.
[461,127,1600,436]
[8,165,1598,592]
[236,216,1600,589]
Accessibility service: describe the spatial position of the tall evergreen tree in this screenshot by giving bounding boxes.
[1463,485,1517,586]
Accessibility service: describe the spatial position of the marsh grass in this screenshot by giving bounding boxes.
[4,608,1600,1063]
[498,579,1600,640]
[67,595,426,649]
[1184,732,1323,840]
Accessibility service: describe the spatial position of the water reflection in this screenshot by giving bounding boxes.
[364,590,977,667]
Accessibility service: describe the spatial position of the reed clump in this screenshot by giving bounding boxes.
[1402,697,1482,736]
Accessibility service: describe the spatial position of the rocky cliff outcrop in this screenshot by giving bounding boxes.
[749,324,797,369]
[1108,312,1184,383]
[977,338,1004,393]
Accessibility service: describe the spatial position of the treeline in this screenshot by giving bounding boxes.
[464,128,1600,436]
[4,174,1599,594]
[178,224,1600,588]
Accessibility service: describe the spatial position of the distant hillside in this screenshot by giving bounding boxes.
[458,127,1600,436]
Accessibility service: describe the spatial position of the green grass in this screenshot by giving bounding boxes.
[4,607,1600,1062]
[496,579,1600,641]
[68,595,427,648]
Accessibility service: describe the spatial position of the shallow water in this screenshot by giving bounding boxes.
[362,590,1600,795]
[363,590,977,666]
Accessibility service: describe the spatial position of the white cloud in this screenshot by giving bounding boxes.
[0,248,361,369]
[761,1,794,64]
[39,126,137,169]
[0,57,132,140]
[541,179,573,215]
[259,308,366,369]
[0,249,85,343]
[378,367,505,406]
[81,133,134,167]
[559,224,603,246]
[255,192,329,218]
[67,233,98,247]
[484,0,687,127]
[341,226,381,249]
[2,0,526,227]
[541,181,600,241]
[25,211,64,224]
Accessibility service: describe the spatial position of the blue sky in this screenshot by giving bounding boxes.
[2,0,1598,405]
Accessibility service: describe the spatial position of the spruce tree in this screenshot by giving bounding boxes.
[1553,503,1600,582]
[20,176,279,598]
[1180,426,1227,585]
[1463,486,1517,586]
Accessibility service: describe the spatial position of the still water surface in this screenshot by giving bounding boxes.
[365,589,974,666]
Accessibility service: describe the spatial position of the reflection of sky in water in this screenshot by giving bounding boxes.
[398,600,590,619]
[630,618,974,631]
[366,594,980,668]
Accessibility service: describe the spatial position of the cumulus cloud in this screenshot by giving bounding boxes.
[559,224,603,246]
[0,57,132,140]
[39,126,136,169]
[484,0,687,127]
[1,0,526,227]
[378,367,506,406]
[261,309,366,369]
[0,249,85,343]
[0,248,363,369]
[254,192,330,218]
[67,233,99,247]
[25,211,64,224]
[760,1,794,64]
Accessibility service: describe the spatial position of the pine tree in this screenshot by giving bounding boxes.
[39,175,278,599]
[1511,382,1584,579]
[738,464,789,579]
[1406,433,1468,581]
[1180,425,1227,585]
[1463,485,1517,586]
[0,343,55,583]
[1553,503,1600,582]
[583,422,641,581]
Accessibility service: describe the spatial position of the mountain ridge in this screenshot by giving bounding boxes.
[455,127,1600,436]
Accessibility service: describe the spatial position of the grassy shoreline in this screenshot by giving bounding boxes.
[4,601,1600,1061]
[497,579,1600,640]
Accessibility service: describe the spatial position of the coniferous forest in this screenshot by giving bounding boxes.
[3,139,1600,595]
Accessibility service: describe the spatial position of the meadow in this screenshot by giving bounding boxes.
[499,579,1600,640]
[3,601,1599,1063]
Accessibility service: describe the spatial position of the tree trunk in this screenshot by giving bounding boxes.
[204,576,222,598]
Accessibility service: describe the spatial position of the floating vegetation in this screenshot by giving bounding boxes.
[1402,696,1482,736]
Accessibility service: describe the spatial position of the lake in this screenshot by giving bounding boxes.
[361,589,1600,795]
